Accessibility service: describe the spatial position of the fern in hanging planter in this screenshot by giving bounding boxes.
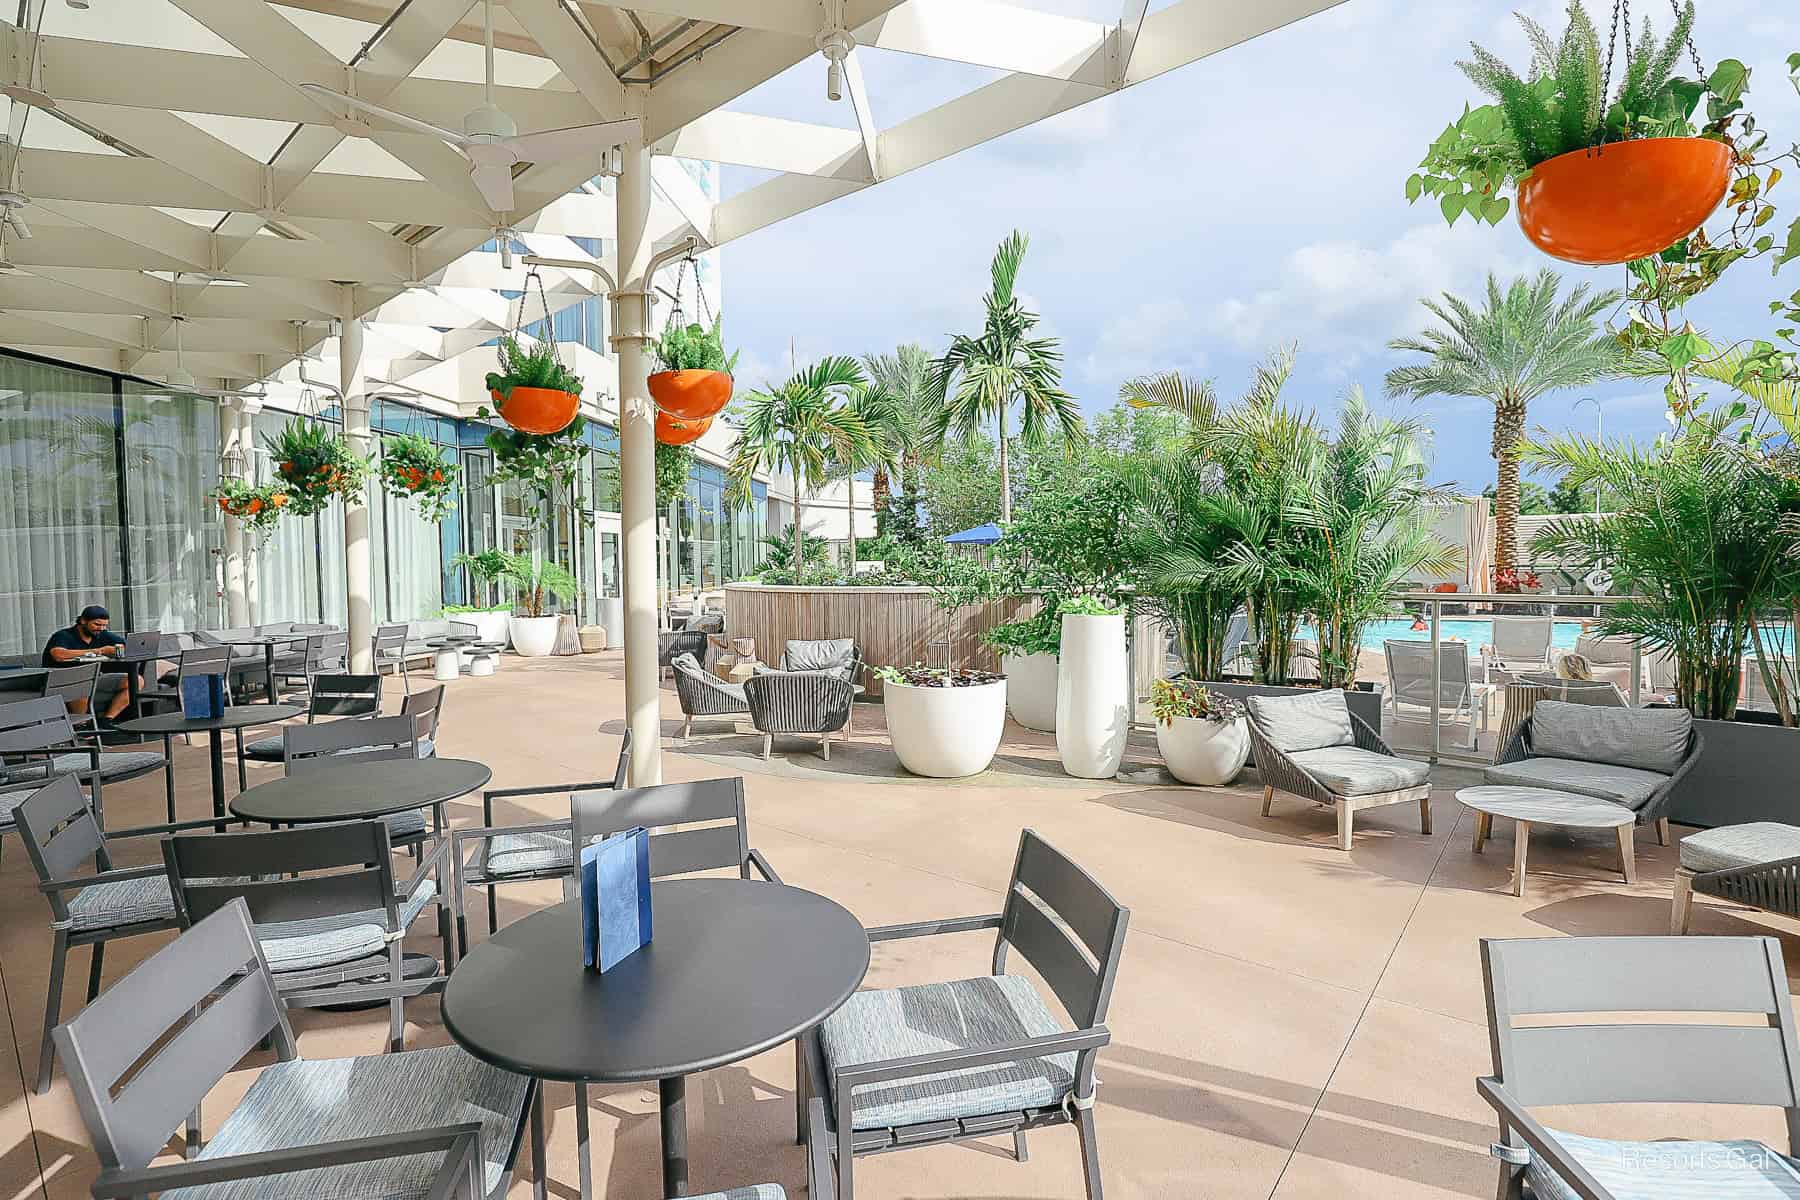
[266,417,369,516]
[485,334,584,435]
[650,257,738,424]
[1407,1,1756,266]
[380,431,459,523]
[210,478,291,540]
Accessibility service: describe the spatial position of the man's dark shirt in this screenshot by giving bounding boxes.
[42,626,124,668]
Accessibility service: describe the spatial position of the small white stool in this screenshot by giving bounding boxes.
[468,653,496,677]
[433,647,461,681]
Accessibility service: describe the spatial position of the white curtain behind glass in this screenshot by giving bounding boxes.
[0,357,124,655]
[377,435,444,621]
[122,385,220,632]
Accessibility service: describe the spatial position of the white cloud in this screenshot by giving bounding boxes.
[1079,298,1206,387]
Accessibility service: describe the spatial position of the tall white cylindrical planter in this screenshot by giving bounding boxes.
[1056,613,1129,778]
[1002,652,1058,732]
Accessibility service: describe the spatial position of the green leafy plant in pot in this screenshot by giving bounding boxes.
[266,417,369,516]
[650,319,739,422]
[485,334,584,436]
[379,431,458,523]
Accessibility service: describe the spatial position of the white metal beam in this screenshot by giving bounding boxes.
[653,110,869,181]
[841,48,881,182]
[855,1,1110,85]
[508,0,629,118]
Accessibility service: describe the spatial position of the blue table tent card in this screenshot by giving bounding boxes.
[580,826,653,972]
[179,674,224,720]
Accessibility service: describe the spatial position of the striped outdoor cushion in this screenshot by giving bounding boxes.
[257,879,437,973]
[819,974,1075,1130]
[694,1189,785,1200]
[164,1044,529,1200]
[385,809,429,840]
[64,873,176,932]
[1681,823,1800,874]
[471,830,573,883]
[240,734,284,761]
[0,751,164,785]
[1520,1130,1800,1200]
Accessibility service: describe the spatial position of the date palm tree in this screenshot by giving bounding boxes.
[835,381,904,575]
[1385,270,1619,588]
[862,343,935,543]
[727,356,875,571]
[929,231,1083,523]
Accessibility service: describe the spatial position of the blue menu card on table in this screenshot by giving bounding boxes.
[179,674,224,720]
[579,826,653,972]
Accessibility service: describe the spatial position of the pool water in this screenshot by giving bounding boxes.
[1293,618,1590,657]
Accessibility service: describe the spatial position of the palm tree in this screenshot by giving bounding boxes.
[929,231,1083,523]
[726,356,875,571]
[835,381,904,575]
[861,343,936,542]
[1385,270,1620,588]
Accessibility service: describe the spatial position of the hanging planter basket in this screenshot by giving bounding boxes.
[1516,137,1732,266]
[649,369,733,421]
[211,479,290,540]
[656,410,712,446]
[492,385,581,436]
[380,431,459,523]
[266,416,369,517]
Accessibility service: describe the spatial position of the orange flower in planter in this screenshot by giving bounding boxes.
[270,491,289,507]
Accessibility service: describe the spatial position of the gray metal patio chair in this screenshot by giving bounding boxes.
[1486,699,1701,845]
[40,661,101,734]
[373,621,414,693]
[163,818,446,1053]
[272,629,351,691]
[672,651,750,738]
[14,774,235,1094]
[0,696,167,828]
[240,672,382,763]
[1480,615,1554,678]
[1479,934,1800,1200]
[54,898,531,1200]
[1669,821,1800,935]
[284,713,434,852]
[403,681,446,757]
[803,829,1128,1200]
[1384,638,1491,749]
[1245,688,1432,850]
[452,728,633,955]
[744,671,854,760]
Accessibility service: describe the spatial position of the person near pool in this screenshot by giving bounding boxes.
[41,605,132,721]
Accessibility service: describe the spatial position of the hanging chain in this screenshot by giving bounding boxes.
[659,253,715,332]
[1669,0,1705,79]
[1601,0,1626,111]
[510,266,563,365]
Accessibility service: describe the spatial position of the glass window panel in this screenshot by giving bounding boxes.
[121,384,220,632]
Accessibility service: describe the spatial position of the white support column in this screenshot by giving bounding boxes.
[217,399,249,627]
[615,93,662,786]
[239,403,260,625]
[340,287,374,672]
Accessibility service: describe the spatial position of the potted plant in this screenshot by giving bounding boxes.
[266,417,368,516]
[1150,678,1250,786]
[482,417,590,532]
[451,550,577,657]
[983,606,1061,732]
[1055,595,1130,778]
[379,431,458,522]
[656,408,713,446]
[1407,2,1748,265]
[650,318,738,422]
[210,478,289,541]
[485,334,583,435]
[875,664,1007,778]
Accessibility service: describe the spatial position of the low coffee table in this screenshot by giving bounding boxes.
[1457,784,1637,898]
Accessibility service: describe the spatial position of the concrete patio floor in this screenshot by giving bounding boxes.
[3,650,1797,1200]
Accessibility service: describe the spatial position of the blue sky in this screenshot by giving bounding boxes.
[716,0,1800,493]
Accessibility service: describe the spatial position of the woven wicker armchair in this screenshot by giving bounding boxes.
[1670,822,1800,934]
[1245,690,1433,851]
[672,652,750,738]
[744,670,853,760]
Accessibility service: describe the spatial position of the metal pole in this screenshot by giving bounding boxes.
[614,96,662,786]
[239,403,260,625]
[1429,597,1442,763]
[218,399,249,627]
[340,287,373,672]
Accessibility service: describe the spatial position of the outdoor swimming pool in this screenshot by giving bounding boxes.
[1291,618,1593,656]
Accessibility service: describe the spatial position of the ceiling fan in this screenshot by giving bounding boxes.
[299,0,638,214]
[158,276,268,400]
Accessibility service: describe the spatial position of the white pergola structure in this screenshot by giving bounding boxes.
[2,0,1341,784]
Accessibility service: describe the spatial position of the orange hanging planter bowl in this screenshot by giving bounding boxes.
[648,369,733,421]
[656,410,712,446]
[492,386,581,436]
[1516,137,1732,266]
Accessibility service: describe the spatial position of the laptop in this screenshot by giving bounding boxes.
[123,631,166,660]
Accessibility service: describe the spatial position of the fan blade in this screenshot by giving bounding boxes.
[469,161,515,213]
[498,118,640,165]
[296,83,469,147]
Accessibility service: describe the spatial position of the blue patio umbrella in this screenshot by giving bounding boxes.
[944,522,1003,546]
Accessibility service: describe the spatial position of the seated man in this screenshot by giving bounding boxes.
[41,605,131,721]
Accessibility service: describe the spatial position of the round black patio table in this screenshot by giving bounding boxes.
[228,756,491,825]
[116,704,302,828]
[442,878,870,1199]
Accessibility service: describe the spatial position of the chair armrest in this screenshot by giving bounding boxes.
[832,1027,1112,1094]
[1348,712,1395,755]
[103,815,247,840]
[866,914,1004,942]
[746,847,782,883]
[398,837,452,904]
[39,863,165,895]
[1493,726,1531,766]
[90,1123,485,1199]
[1475,1077,1615,1200]
[454,818,573,848]
[482,781,616,804]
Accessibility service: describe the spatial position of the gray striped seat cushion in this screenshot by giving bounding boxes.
[385,809,429,840]
[257,879,437,973]
[472,830,573,883]
[0,751,164,785]
[1521,1129,1800,1200]
[1286,746,1429,796]
[1681,822,1800,874]
[65,873,176,932]
[0,786,32,831]
[1528,700,1691,773]
[693,1189,785,1200]
[163,1044,530,1200]
[819,974,1075,1130]
[1483,756,1666,810]
[1246,690,1354,753]
[241,734,284,761]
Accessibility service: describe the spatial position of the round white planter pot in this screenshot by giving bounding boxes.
[885,679,1007,778]
[1002,652,1059,732]
[467,609,511,649]
[1056,613,1129,779]
[1155,715,1250,786]
[509,615,558,658]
